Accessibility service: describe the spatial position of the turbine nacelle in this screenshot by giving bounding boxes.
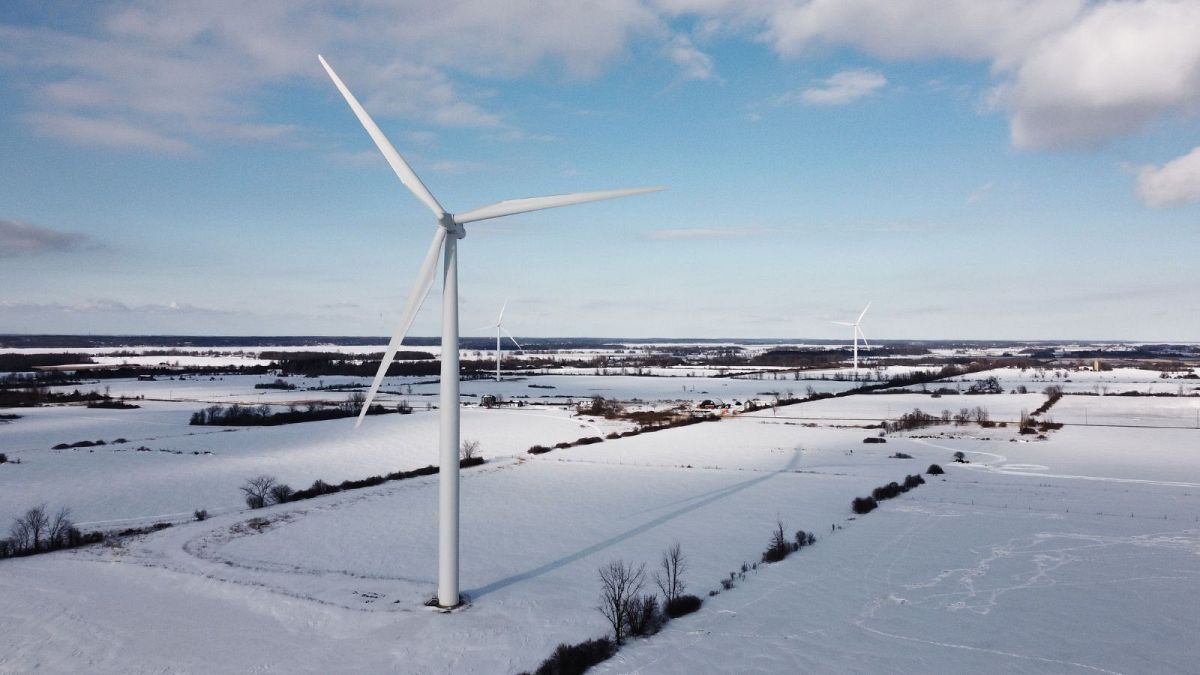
[439,213,465,239]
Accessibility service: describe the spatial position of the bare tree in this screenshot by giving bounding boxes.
[460,439,480,461]
[241,475,278,509]
[654,542,687,603]
[598,559,645,644]
[46,507,74,548]
[10,503,49,552]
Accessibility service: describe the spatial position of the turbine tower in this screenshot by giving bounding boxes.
[319,55,662,608]
[483,299,523,382]
[832,302,871,376]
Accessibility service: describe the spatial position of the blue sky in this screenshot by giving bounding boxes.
[1,1,1198,340]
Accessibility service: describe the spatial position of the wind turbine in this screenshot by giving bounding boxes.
[832,302,871,376]
[482,299,523,382]
[318,55,662,608]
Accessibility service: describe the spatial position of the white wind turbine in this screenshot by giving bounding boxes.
[319,55,662,608]
[832,302,871,376]
[482,299,523,382]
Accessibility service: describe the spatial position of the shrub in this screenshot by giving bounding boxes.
[460,439,480,461]
[268,484,295,504]
[194,509,208,521]
[626,594,663,637]
[862,437,886,444]
[0,453,6,464]
[665,594,702,618]
[795,529,815,548]
[533,638,615,675]
[528,445,551,455]
[852,496,878,514]
[953,451,967,463]
[890,452,913,459]
[927,464,944,475]
[872,482,903,501]
[554,441,572,449]
[903,474,925,489]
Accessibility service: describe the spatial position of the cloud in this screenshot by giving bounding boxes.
[663,34,716,80]
[0,2,671,152]
[1001,0,1200,150]
[797,69,886,106]
[1136,145,1200,208]
[23,111,193,153]
[756,0,1082,64]
[428,159,488,175]
[650,227,756,240]
[693,0,1197,151]
[0,299,245,316]
[0,219,97,256]
[967,182,994,204]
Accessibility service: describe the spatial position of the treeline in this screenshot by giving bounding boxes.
[0,387,112,408]
[189,401,392,426]
[0,353,93,372]
[0,504,104,559]
[239,456,486,509]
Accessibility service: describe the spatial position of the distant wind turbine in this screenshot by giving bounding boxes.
[832,302,871,376]
[319,55,662,608]
[482,299,523,382]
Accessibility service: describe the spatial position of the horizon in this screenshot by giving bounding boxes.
[2,333,1196,347]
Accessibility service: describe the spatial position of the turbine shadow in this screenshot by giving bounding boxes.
[466,448,801,599]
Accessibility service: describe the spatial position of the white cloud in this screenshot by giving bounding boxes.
[23,111,193,153]
[0,1,666,152]
[1002,0,1200,150]
[758,0,1082,65]
[967,182,994,204]
[798,69,886,106]
[663,34,716,80]
[1136,145,1200,208]
[650,227,755,240]
[0,299,243,316]
[428,159,488,175]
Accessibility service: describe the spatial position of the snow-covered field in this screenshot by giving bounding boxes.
[0,403,626,528]
[958,366,1199,396]
[2,368,1199,673]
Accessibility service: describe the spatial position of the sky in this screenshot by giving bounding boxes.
[1,0,1198,341]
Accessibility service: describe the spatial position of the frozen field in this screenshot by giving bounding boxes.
[48,371,864,407]
[959,366,1199,396]
[0,403,626,528]
[2,380,1198,673]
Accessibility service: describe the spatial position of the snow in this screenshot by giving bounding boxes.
[0,403,626,528]
[3,369,1199,673]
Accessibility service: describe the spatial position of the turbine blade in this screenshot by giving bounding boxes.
[831,321,855,326]
[318,55,445,218]
[497,298,508,325]
[455,186,664,224]
[356,227,447,426]
[857,301,872,324]
[858,327,870,349]
[501,326,524,352]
